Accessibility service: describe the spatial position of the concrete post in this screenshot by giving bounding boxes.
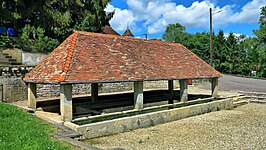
[179,79,188,102]
[28,83,37,109]
[91,83,99,103]
[134,81,143,110]
[168,80,174,104]
[211,78,219,98]
[60,84,73,121]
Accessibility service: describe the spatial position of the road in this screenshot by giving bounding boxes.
[200,74,266,93]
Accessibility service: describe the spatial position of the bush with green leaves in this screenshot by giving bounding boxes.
[0,35,14,49]
[18,25,59,53]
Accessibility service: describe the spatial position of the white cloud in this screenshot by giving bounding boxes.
[104,4,135,32]
[106,0,266,35]
[230,0,265,23]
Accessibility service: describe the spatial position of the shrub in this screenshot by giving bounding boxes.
[17,25,59,53]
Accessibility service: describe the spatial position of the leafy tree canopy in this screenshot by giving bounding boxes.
[162,6,266,77]
[0,0,112,52]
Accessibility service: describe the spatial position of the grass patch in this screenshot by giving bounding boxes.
[0,103,71,150]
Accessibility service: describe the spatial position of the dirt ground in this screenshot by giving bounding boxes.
[84,103,266,150]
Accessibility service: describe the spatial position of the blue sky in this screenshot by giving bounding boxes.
[105,0,265,39]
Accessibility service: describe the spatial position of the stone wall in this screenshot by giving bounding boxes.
[36,81,181,98]
[0,77,182,102]
[0,77,27,103]
[22,51,47,65]
[37,82,134,98]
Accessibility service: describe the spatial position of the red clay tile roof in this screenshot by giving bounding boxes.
[23,31,222,84]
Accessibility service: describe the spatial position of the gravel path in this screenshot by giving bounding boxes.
[84,104,266,149]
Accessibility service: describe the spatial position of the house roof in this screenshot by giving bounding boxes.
[23,31,222,84]
[122,28,134,37]
[102,25,120,36]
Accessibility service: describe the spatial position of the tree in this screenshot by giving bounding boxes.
[253,6,266,77]
[0,0,113,52]
[162,23,187,43]
[213,30,227,71]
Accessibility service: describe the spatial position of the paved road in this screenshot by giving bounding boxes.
[201,74,266,93]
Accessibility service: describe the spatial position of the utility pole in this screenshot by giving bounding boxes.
[142,34,148,39]
[209,7,213,67]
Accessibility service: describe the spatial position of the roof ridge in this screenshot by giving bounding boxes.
[63,32,78,74]
[77,31,161,43]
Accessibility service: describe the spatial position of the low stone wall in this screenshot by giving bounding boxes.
[0,77,27,103]
[22,51,47,65]
[0,77,181,103]
[65,98,234,139]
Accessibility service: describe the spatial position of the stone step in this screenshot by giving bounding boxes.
[232,96,247,102]
[5,55,12,58]
[11,62,22,65]
[8,58,16,62]
[249,100,266,104]
[239,91,266,97]
[0,60,11,63]
[233,100,248,107]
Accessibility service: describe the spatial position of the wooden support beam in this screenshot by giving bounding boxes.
[179,79,188,102]
[28,83,37,109]
[91,83,99,103]
[211,78,219,98]
[168,80,174,104]
[134,81,143,110]
[60,84,73,121]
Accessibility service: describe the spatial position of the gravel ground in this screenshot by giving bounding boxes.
[84,103,266,149]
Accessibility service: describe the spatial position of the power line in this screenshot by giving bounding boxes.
[183,9,223,26]
[183,11,209,26]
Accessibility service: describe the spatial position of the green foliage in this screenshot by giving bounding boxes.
[162,23,186,43]
[162,6,266,77]
[253,6,266,77]
[0,103,71,150]
[0,35,13,48]
[0,0,112,52]
[17,25,59,52]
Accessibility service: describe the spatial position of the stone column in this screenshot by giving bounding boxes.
[179,79,188,102]
[91,83,99,103]
[211,78,219,98]
[134,81,143,110]
[28,83,37,109]
[168,80,174,104]
[60,84,73,121]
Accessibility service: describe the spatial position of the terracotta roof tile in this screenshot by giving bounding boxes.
[23,31,222,84]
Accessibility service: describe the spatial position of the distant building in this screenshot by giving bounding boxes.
[102,25,120,36]
[122,27,134,37]
[102,25,134,37]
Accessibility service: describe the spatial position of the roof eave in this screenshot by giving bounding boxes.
[60,76,222,84]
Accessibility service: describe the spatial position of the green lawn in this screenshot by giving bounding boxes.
[0,103,72,150]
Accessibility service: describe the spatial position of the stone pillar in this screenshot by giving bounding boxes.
[28,83,37,109]
[168,80,174,104]
[211,78,219,98]
[134,81,143,110]
[91,83,99,103]
[179,79,188,102]
[60,84,73,121]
